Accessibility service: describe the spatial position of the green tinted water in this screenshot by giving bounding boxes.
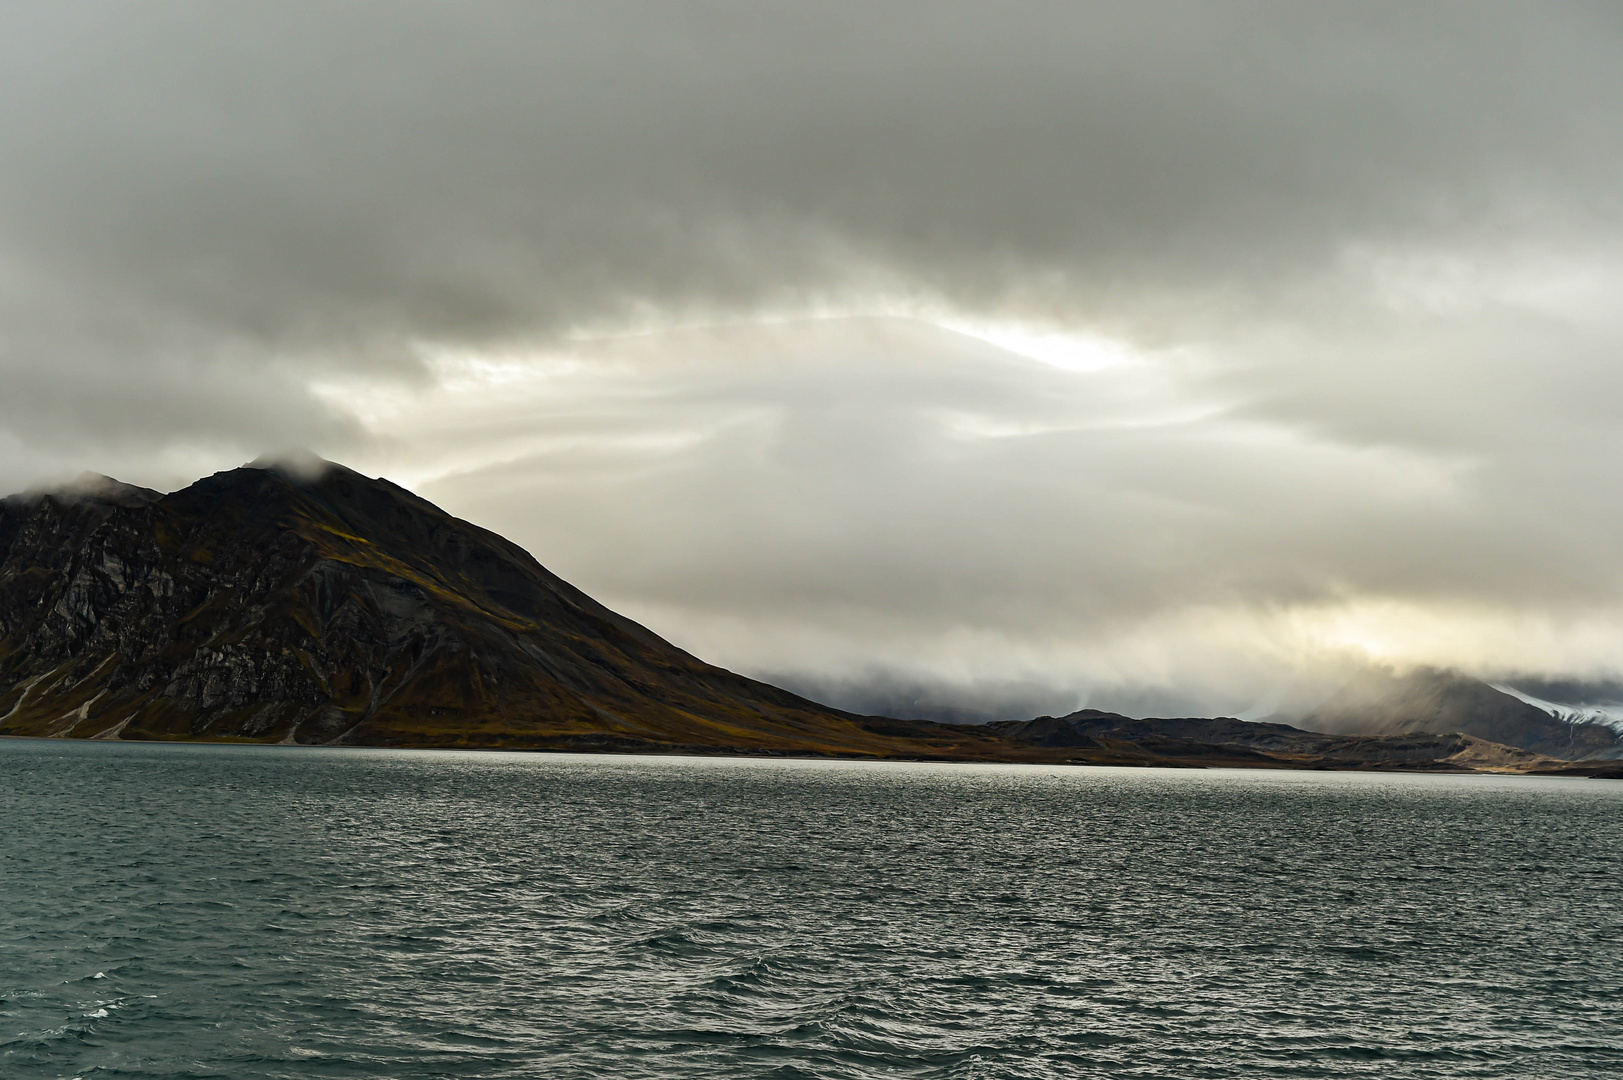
[3,741,1620,1078]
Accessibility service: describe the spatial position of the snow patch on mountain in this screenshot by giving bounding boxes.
[1490,683,1623,734]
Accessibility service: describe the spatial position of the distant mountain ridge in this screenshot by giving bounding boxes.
[1297,667,1623,760]
[988,709,1562,772]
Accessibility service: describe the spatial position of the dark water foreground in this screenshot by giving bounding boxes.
[3,742,1620,1079]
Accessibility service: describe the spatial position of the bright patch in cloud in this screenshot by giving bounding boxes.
[939,321,1139,372]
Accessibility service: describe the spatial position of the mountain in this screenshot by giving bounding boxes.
[1298,667,1623,760]
[0,459,1023,759]
[0,459,1603,775]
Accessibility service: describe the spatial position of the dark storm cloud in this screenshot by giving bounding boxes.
[5,1,1620,351]
[5,2,1623,710]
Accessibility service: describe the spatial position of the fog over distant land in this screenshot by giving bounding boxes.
[6,2,1623,717]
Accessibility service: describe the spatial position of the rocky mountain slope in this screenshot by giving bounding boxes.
[0,459,1600,775]
[0,461,1025,758]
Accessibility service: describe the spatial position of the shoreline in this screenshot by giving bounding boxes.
[5,731,1618,778]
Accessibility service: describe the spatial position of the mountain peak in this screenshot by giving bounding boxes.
[2,472,162,510]
[243,449,340,482]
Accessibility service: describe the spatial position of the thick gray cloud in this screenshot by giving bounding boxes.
[4,2,1623,715]
[7,1,1621,344]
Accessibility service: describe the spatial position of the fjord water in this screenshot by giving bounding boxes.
[3,743,1620,1080]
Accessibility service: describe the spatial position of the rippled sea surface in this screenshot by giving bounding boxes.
[4,741,1622,1079]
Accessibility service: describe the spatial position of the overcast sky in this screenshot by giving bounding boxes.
[6,1,1623,717]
